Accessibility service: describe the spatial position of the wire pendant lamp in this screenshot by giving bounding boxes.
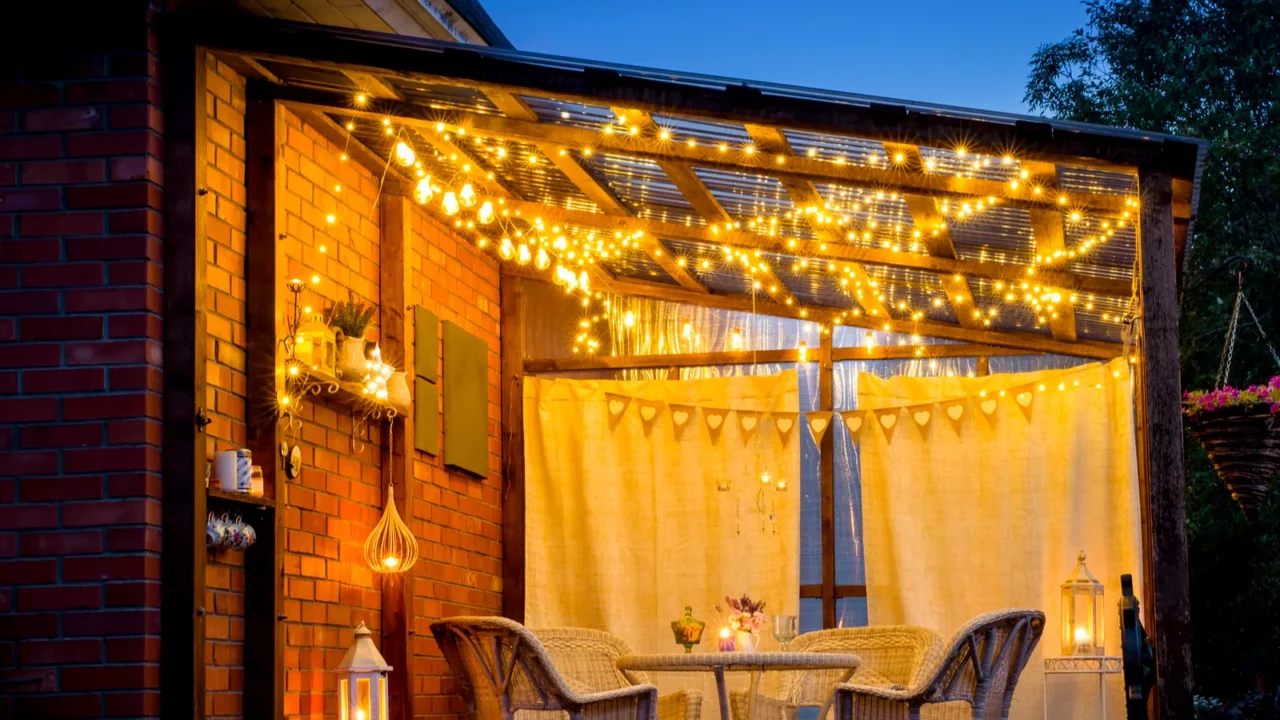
[364,418,419,573]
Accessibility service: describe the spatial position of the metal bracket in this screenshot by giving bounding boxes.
[195,407,213,432]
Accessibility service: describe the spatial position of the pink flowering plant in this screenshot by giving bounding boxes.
[1182,376,1280,417]
[717,594,767,634]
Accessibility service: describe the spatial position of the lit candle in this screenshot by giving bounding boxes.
[1074,626,1091,653]
[718,627,736,652]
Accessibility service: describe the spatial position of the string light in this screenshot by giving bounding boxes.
[393,141,416,167]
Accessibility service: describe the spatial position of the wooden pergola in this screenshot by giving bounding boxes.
[160,13,1206,720]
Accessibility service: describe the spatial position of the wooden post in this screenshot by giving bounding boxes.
[243,92,285,720]
[819,332,836,628]
[160,37,208,720]
[379,194,414,720]
[1136,167,1193,719]
[501,277,527,622]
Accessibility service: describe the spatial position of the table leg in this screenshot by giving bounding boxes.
[746,671,760,720]
[1099,672,1106,720]
[714,667,731,720]
[1043,674,1048,720]
[817,669,855,720]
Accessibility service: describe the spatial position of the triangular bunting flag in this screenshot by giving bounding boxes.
[1014,386,1036,421]
[605,392,631,430]
[806,411,834,445]
[605,393,631,418]
[943,401,966,434]
[840,411,864,438]
[669,404,695,438]
[703,407,728,443]
[978,393,999,423]
[875,408,900,443]
[738,411,760,444]
[772,412,798,446]
[911,406,933,439]
[636,399,664,435]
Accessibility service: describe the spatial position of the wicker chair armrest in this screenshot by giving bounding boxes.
[577,683,659,706]
[835,682,913,703]
[657,689,702,720]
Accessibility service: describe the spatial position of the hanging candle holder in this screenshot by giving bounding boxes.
[364,419,419,573]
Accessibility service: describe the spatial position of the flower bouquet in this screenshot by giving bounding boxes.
[718,594,767,653]
[1183,376,1280,519]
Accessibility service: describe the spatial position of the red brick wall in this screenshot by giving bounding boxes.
[203,55,249,720]
[278,107,386,720]
[405,207,503,718]
[0,5,165,718]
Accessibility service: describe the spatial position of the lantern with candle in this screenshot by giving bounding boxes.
[295,312,337,380]
[1060,551,1104,656]
[335,622,391,720]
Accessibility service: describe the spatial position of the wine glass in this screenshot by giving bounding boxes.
[772,614,798,651]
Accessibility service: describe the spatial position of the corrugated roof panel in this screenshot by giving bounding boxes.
[1058,166,1137,196]
[812,184,917,250]
[966,277,1051,334]
[578,152,698,223]
[521,95,616,131]
[863,265,955,323]
[664,238,757,295]
[393,82,500,115]
[651,114,753,148]
[692,167,813,239]
[598,246,679,285]
[261,60,353,92]
[781,130,887,167]
[918,146,1024,183]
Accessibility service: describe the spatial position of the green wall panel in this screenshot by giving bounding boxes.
[414,378,439,456]
[442,321,488,478]
[414,305,439,383]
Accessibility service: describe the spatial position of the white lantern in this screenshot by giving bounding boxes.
[1061,551,1105,656]
[295,313,337,379]
[335,622,391,720]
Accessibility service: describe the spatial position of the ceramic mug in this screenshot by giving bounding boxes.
[206,512,227,548]
[239,522,257,549]
[222,514,245,550]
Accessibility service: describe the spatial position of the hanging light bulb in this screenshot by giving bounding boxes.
[517,243,531,265]
[623,310,636,328]
[682,322,693,339]
[553,264,571,286]
[578,271,589,294]
[534,247,550,270]
[441,191,460,216]
[458,183,477,208]
[477,200,495,224]
[413,177,434,205]
[393,141,416,167]
[730,328,744,351]
[797,340,809,363]
[760,469,772,485]
[498,237,514,260]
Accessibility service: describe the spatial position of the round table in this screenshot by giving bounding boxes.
[616,652,862,720]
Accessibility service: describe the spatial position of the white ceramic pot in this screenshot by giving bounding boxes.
[386,371,412,413]
[736,631,759,653]
[337,336,368,380]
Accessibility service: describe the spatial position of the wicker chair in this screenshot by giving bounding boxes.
[534,628,702,720]
[726,626,945,720]
[832,610,1046,720]
[431,617,658,720]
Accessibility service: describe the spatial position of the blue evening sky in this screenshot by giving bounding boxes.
[480,0,1088,115]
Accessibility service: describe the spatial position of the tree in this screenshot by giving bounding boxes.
[1026,0,1280,705]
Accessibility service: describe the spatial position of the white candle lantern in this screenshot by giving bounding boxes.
[336,622,392,720]
[295,313,337,379]
[1060,551,1104,656]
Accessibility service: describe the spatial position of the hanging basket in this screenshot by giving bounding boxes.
[1186,402,1280,520]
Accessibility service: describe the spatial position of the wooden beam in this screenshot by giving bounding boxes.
[505,265,1123,359]
[744,124,890,319]
[271,91,1174,219]
[379,194,414,720]
[800,584,868,599]
[485,94,709,293]
[1136,167,1193,720]
[501,276,527,622]
[342,69,402,99]
[819,331,835,628]
[242,94,286,720]
[192,19,1202,177]
[523,342,1038,373]
[492,196,1132,297]
[160,38,207,720]
[1030,210,1079,341]
[898,194,984,329]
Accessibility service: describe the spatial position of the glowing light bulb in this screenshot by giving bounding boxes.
[413,177,434,205]
[499,237,514,260]
[797,340,809,362]
[383,556,400,569]
[441,191,460,216]
[760,469,772,485]
[394,141,416,167]
[517,243,531,265]
[578,271,589,293]
[458,183,477,208]
[730,328,744,351]
[534,247,550,270]
[623,310,636,328]
[478,200,495,224]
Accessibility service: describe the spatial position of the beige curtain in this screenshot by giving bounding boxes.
[525,371,801,696]
[857,358,1142,720]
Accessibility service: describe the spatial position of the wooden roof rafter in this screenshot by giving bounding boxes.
[480,90,710,294]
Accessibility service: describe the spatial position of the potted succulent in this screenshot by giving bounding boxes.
[327,292,376,380]
[1183,376,1280,519]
